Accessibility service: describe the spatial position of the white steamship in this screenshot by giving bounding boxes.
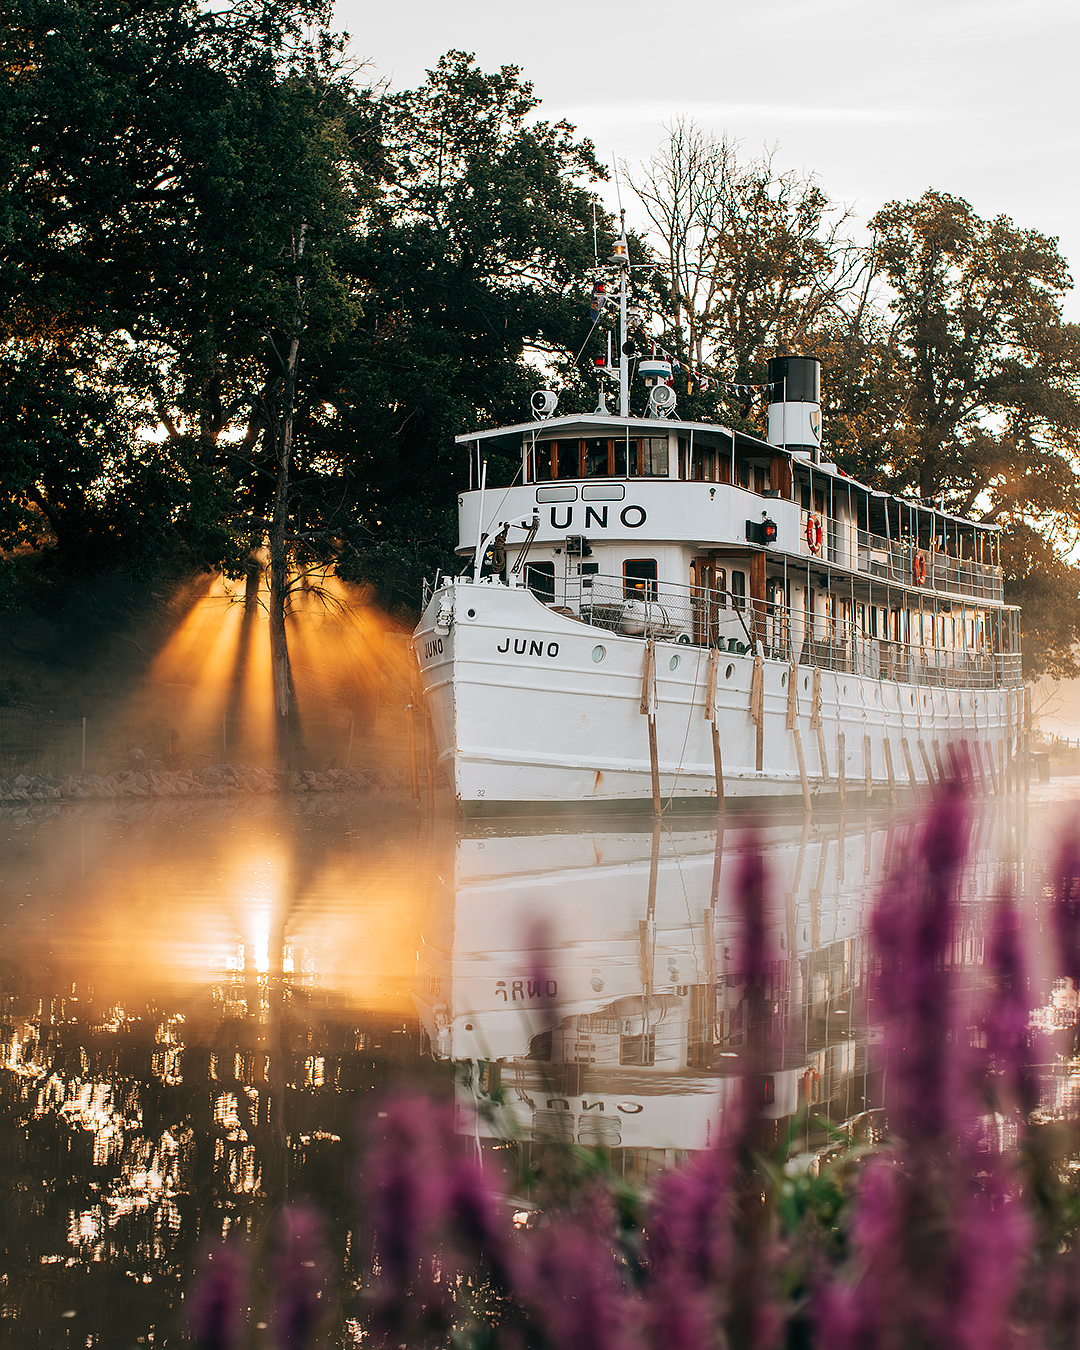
[413,241,1024,813]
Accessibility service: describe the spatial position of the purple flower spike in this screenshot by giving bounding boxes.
[521,1214,629,1350]
[1051,808,1080,986]
[734,844,766,985]
[644,1149,732,1349]
[186,1242,248,1350]
[872,797,972,1144]
[364,1093,453,1286]
[938,1169,1031,1350]
[446,1149,514,1289]
[984,894,1036,1113]
[813,1158,907,1350]
[273,1203,330,1350]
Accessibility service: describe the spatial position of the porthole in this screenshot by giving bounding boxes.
[910,694,914,707]
[592,645,606,663]
[804,676,810,691]
[875,688,879,702]
[725,664,735,679]
[781,671,787,687]
[669,655,680,671]
[843,685,848,696]
[923,695,927,708]
[467,608,476,618]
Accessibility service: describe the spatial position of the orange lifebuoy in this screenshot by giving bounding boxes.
[806,515,823,554]
[913,550,927,586]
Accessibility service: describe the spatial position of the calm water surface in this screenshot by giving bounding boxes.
[0,782,1076,1347]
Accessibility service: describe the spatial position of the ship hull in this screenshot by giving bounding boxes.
[414,580,1018,815]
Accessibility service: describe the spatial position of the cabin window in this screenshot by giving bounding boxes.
[801,484,812,511]
[754,466,768,494]
[641,437,668,476]
[555,440,580,479]
[858,603,867,636]
[584,438,609,477]
[716,568,727,607]
[624,558,658,600]
[731,570,746,610]
[525,562,555,605]
[625,438,639,477]
[678,437,689,480]
[738,461,750,490]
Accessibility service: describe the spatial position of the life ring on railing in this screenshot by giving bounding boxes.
[806,515,823,554]
[913,550,927,586]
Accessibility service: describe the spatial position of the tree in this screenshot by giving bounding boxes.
[0,0,375,588]
[330,51,607,606]
[627,122,869,427]
[849,191,1080,678]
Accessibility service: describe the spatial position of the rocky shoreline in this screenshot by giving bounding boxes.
[0,763,409,803]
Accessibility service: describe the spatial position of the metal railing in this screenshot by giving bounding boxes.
[855,529,1003,603]
[560,573,1022,688]
[572,575,756,653]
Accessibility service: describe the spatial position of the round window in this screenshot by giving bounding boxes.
[725,664,735,679]
[781,671,787,687]
[669,655,680,671]
[592,645,606,663]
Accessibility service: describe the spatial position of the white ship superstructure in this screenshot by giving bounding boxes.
[413,238,1023,813]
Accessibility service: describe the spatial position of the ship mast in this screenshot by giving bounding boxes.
[612,209,630,418]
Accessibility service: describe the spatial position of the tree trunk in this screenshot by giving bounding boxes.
[268,223,308,766]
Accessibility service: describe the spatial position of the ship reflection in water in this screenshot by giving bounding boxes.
[417,811,1007,1175]
[0,787,1068,1343]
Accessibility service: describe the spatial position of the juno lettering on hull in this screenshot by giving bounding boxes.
[496,637,560,658]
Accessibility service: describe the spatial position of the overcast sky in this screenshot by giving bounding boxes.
[334,0,1080,314]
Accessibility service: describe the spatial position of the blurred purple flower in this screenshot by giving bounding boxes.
[273,1203,330,1350]
[362,1093,456,1342]
[643,1147,732,1348]
[520,1202,631,1350]
[814,1158,908,1350]
[446,1147,515,1290]
[936,1166,1030,1350]
[872,793,971,1143]
[186,1241,247,1350]
[734,845,766,986]
[1051,808,1080,986]
[983,894,1038,1115]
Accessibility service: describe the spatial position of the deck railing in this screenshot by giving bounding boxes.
[854,529,1003,603]
[561,573,1022,689]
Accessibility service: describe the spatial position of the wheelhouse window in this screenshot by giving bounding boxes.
[532,442,555,481]
[641,437,668,476]
[555,440,580,479]
[624,558,658,600]
[583,438,609,476]
[525,562,555,604]
[731,570,746,610]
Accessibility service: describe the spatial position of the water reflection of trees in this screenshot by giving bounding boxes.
[0,962,430,1346]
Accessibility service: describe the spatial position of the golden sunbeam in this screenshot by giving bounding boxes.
[119,566,414,771]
